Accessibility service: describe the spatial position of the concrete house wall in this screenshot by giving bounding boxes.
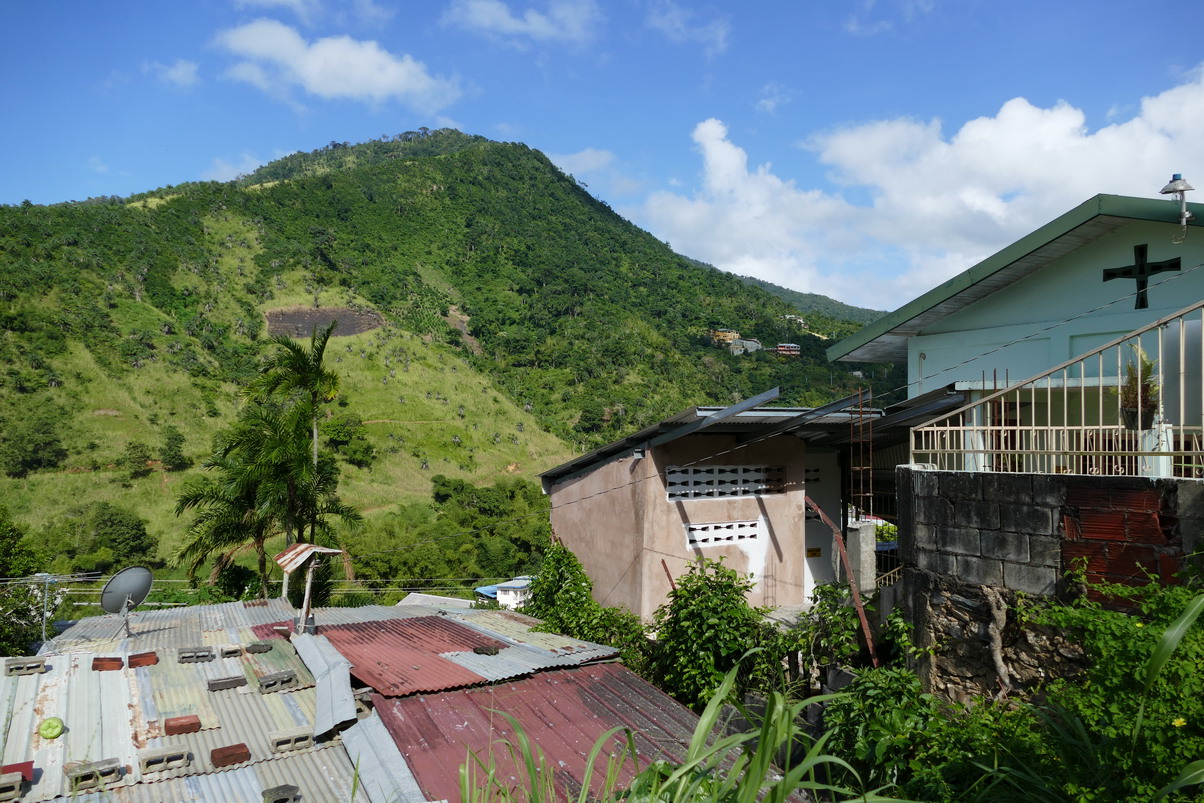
[549,434,840,619]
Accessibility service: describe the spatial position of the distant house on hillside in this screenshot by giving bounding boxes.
[774,343,801,357]
[540,398,885,619]
[711,328,740,344]
[729,337,761,356]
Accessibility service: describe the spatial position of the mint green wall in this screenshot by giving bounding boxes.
[909,221,1204,394]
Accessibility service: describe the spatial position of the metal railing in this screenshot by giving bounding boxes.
[911,299,1204,478]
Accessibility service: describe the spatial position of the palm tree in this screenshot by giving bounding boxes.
[174,450,276,598]
[246,321,340,473]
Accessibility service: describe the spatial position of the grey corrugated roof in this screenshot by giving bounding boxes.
[292,633,356,737]
[341,712,430,803]
[58,745,360,802]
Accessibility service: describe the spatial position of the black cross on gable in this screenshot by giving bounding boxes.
[1102,243,1180,310]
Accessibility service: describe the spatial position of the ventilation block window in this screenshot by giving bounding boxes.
[666,465,786,500]
[685,520,763,547]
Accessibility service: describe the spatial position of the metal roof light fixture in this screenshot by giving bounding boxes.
[1160,173,1194,244]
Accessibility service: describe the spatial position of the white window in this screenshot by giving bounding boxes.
[685,519,763,547]
[665,465,786,500]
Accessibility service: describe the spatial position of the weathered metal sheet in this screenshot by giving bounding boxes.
[274,543,343,575]
[292,634,356,737]
[440,644,581,682]
[376,662,699,803]
[451,610,620,661]
[320,617,507,696]
[340,712,428,803]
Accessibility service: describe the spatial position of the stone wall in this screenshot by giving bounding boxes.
[895,465,1204,700]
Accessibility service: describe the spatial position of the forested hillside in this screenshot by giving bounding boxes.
[0,128,895,571]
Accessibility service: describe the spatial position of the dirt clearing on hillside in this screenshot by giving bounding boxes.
[265,307,383,338]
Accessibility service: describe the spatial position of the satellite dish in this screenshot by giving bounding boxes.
[101,566,154,638]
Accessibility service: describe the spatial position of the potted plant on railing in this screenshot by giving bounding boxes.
[1118,343,1159,431]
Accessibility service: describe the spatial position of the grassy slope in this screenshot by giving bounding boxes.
[0,196,572,552]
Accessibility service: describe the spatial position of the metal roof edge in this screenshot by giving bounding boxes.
[826,193,1204,364]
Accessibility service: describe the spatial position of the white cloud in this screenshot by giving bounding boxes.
[215,19,461,113]
[645,0,729,57]
[442,0,601,44]
[845,0,934,36]
[202,153,265,182]
[144,59,199,87]
[234,0,322,25]
[755,82,793,114]
[631,66,1204,309]
[88,156,109,174]
[548,147,614,175]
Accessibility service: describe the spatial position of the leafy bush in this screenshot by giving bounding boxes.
[41,501,159,574]
[0,405,67,477]
[651,556,780,709]
[790,582,866,669]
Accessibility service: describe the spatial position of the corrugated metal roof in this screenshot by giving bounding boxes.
[16,599,649,803]
[292,634,356,737]
[320,618,507,696]
[341,712,429,803]
[61,744,360,803]
[376,662,699,802]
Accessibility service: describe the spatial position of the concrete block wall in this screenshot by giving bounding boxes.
[896,464,1204,700]
[899,467,1063,596]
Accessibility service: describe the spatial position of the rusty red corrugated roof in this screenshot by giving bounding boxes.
[319,617,508,696]
[375,662,699,801]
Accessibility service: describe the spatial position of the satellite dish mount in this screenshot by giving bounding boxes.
[100,567,154,639]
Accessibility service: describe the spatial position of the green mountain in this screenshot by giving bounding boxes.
[730,274,884,327]
[0,129,895,560]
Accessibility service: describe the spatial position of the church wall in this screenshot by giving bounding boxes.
[907,220,1204,395]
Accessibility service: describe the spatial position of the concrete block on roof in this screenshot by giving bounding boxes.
[4,657,45,677]
[177,647,215,663]
[207,675,248,692]
[64,758,121,792]
[246,641,274,654]
[139,746,191,774]
[258,669,298,694]
[269,726,314,754]
[91,656,123,672]
[0,771,23,803]
[263,784,300,803]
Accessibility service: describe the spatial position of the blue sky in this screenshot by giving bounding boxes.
[3,0,1203,308]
